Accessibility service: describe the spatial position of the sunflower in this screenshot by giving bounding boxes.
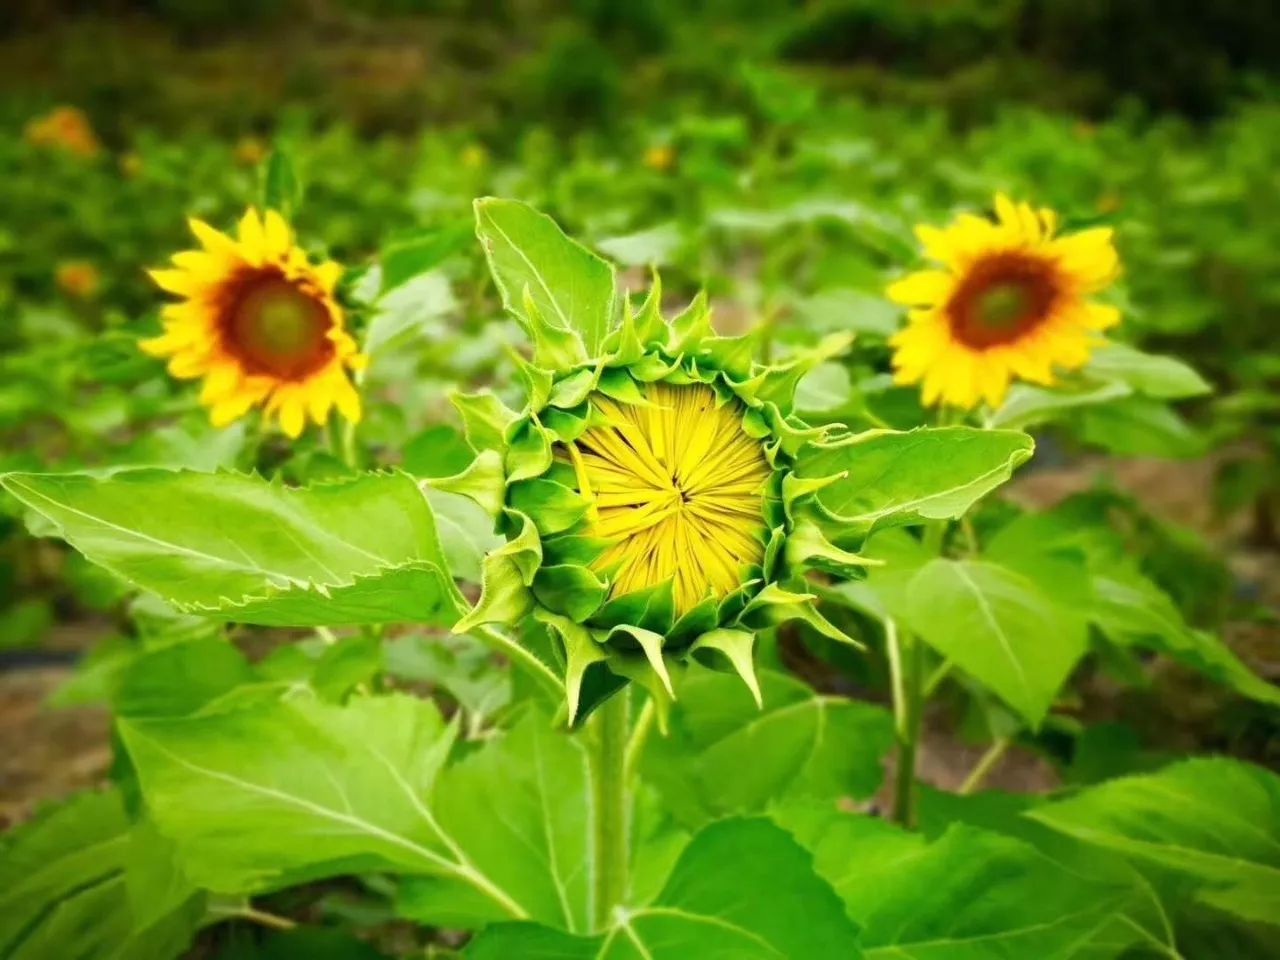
[887,193,1120,409]
[564,382,771,615]
[141,208,365,437]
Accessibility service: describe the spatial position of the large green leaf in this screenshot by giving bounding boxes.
[1030,758,1280,926]
[798,427,1033,540]
[904,558,1088,726]
[396,711,594,932]
[465,818,862,959]
[1083,343,1212,399]
[1090,568,1280,706]
[643,667,893,827]
[776,805,1146,960]
[1,470,462,626]
[0,790,202,960]
[120,693,596,931]
[474,198,616,357]
[987,503,1279,706]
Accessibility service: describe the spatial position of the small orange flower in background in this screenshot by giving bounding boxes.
[141,208,365,438]
[461,144,488,169]
[56,261,101,299]
[643,144,676,172]
[24,106,101,158]
[887,194,1120,410]
[234,136,267,167]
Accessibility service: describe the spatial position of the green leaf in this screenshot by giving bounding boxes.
[466,818,862,958]
[989,380,1132,430]
[1,470,463,626]
[121,694,595,931]
[474,198,616,357]
[1077,397,1205,457]
[775,806,1144,960]
[1091,567,1280,706]
[363,271,457,356]
[0,790,201,960]
[397,710,593,931]
[1030,758,1280,925]
[642,667,893,827]
[904,558,1088,726]
[379,221,472,296]
[261,147,301,218]
[798,427,1033,540]
[1085,342,1212,399]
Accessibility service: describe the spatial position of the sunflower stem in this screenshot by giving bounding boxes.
[891,519,949,827]
[592,688,631,930]
[959,737,1011,795]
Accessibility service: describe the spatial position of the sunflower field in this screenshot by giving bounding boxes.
[1,3,1278,958]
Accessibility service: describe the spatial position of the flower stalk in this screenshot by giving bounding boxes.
[591,689,631,929]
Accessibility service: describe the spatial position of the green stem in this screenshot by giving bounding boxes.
[891,518,949,828]
[959,737,1011,795]
[891,628,925,828]
[467,623,562,699]
[592,689,631,930]
[622,695,655,785]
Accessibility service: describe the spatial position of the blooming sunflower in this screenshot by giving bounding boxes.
[141,208,365,438]
[887,194,1120,409]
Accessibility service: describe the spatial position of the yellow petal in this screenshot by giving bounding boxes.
[277,394,306,438]
[262,209,293,257]
[886,270,952,306]
[188,217,237,255]
[148,268,199,296]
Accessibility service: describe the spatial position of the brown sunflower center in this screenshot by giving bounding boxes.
[226,275,333,379]
[946,253,1060,348]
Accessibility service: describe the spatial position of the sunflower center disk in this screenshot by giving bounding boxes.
[946,253,1059,348]
[568,382,771,616]
[228,276,333,379]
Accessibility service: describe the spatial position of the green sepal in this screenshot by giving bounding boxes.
[782,469,848,520]
[452,390,519,453]
[523,286,589,369]
[505,419,554,483]
[454,514,542,631]
[747,332,854,411]
[541,404,590,441]
[785,519,880,575]
[666,291,713,355]
[689,628,762,707]
[717,578,763,626]
[606,624,674,698]
[627,351,683,383]
[548,368,598,409]
[510,351,555,411]
[594,368,649,406]
[426,449,505,518]
[668,596,720,650]
[532,564,608,621]
[533,607,616,725]
[762,525,786,582]
[740,582,862,648]
[541,533,612,568]
[590,579,676,635]
[508,478,590,536]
